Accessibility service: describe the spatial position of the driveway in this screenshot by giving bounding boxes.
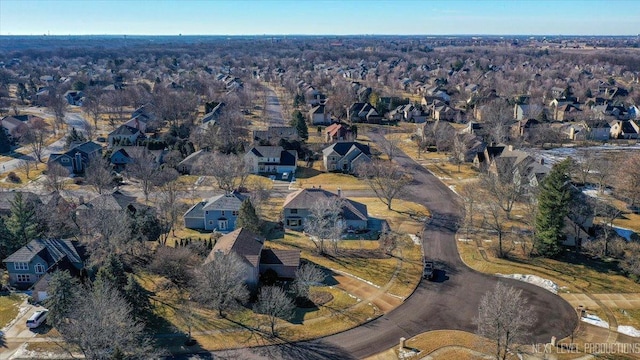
[180,129,577,360]
[1,301,45,360]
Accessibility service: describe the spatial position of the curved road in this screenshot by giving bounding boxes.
[179,130,578,360]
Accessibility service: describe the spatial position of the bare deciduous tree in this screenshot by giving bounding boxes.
[303,196,345,255]
[357,160,413,210]
[474,282,536,360]
[481,171,524,220]
[44,163,68,192]
[84,157,113,194]
[193,252,249,317]
[291,263,326,300]
[19,117,49,165]
[254,285,295,336]
[196,153,250,194]
[615,152,640,207]
[154,168,184,241]
[482,99,513,145]
[18,159,34,180]
[127,151,158,201]
[60,282,161,360]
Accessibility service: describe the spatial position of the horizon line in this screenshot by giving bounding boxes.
[1,33,638,37]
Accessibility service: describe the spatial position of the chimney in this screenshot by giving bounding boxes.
[539,158,545,165]
[337,187,342,197]
[507,145,514,151]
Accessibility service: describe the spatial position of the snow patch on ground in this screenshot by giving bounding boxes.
[582,313,609,329]
[496,274,559,294]
[448,185,458,195]
[408,234,421,245]
[618,325,640,337]
[0,296,28,333]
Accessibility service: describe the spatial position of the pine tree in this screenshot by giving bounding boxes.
[123,274,149,318]
[6,192,39,250]
[0,128,11,154]
[45,270,79,327]
[95,255,128,289]
[235,199,261,234]
[535,158,573,257]
[290,111,308,140]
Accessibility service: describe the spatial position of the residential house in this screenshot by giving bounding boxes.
[322,142,371,173]
[610,120,639,139]
[108,124,144,146]
[204,228,300,287]
[125,104,157,133]
[1,115,44,139]
[389,104,428,123]
[109,146,163,171]
[64,90,84,106]
[47,141,103,175]
[282,188,369,230]
[348,102,381,124]
[452,133,487,163]
[201,102,226,125]
[244,146,297,175]
[588,121,612,141]
[432,105,457,121]
[553,103,581,121]
[2,239,83,289]
[76,190,141,216]
[176,149,209,174]
[514,104,543,120]
[488,146,550,189]
[325,123,353,142]
[309,105,330,125]
[511,119,541,139]
[252,126,299,144]
[183,192,246,232]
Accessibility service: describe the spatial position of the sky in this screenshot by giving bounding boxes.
[0,0,638,36]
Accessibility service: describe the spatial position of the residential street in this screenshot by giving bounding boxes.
[263,86,285,126]
[180,128,579,360]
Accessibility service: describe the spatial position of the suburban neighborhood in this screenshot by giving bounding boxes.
[1,4,640,360]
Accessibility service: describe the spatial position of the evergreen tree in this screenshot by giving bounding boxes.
[0,217,16,263]
[123,274,150,318]
[6,192,39,249]
[235,199,261,234]
[44,270,79,327]
[0,128,11,153]
[534,159,573,257]
[290,110,308,140]
[95,255,128,289]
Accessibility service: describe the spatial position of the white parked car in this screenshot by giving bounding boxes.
[26,310,48,329]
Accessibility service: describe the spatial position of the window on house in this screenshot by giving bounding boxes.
[61,158,69,163]
[16,274,30,283]
[219,220,228,230]
[208,220,213,225]
[14,262,28,271]
[287,219,300,227]
[34,264,45,274]
[205,211,209,215]
[221,210,225,216]
[290,209,298,214]
[232,211,239,216]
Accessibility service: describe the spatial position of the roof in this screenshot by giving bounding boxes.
[109,124,141,136]
[248,146,296,166]
[76,190,137,211]
[69,141,102,155]
[283,188,368,221]
[322,142,370,157]
[0,191,41,213]
[205,228,265,267]
[202,192,246,211]
[3,239,82,265]
[178,149,206,167]
[310,105,325,115]
[260,249,300,268]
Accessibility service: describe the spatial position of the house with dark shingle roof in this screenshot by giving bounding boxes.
[47,141,102,175]
[322,141,371,173]
[244,146,297,175]
[204,228,300,287]
[184,192,246,232]
[108,124,144,146]
[282,188,369,231]
[3,239,84,289]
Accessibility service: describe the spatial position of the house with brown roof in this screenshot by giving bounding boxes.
[204,228,300,287]
[325,123,353,142]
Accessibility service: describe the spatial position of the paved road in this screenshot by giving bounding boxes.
[176,129,577,360]
[263,86,285,126]
[1,110,90,175]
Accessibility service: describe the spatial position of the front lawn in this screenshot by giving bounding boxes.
[0,293,24,328]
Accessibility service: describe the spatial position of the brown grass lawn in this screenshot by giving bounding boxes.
[0,293,24,328]
[295,172,371,191]
[355,197,429,235]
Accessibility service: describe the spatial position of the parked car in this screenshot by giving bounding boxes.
[26,309,48,329]
[423,260,435,280]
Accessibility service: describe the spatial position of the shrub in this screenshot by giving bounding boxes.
[7,172,21,183]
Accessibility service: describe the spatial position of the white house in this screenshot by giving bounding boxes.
[244,146,297,175]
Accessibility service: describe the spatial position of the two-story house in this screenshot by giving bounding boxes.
[3,239,84,289]
[47,141,103,175]
[108,124,145,146]
[183,192,246,232]
[204,228,301,288]
[309,105,330,125]
[282,188,369,231]
[322,142,371,173]
[244,146,297,176]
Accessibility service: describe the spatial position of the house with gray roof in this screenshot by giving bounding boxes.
[184,192,246,232]
[47,141,102,175]
[282,188,369,231]
[3,239,84,289]
[322,141,371,173]
[108,124,144,146]
[244,146,297,176]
